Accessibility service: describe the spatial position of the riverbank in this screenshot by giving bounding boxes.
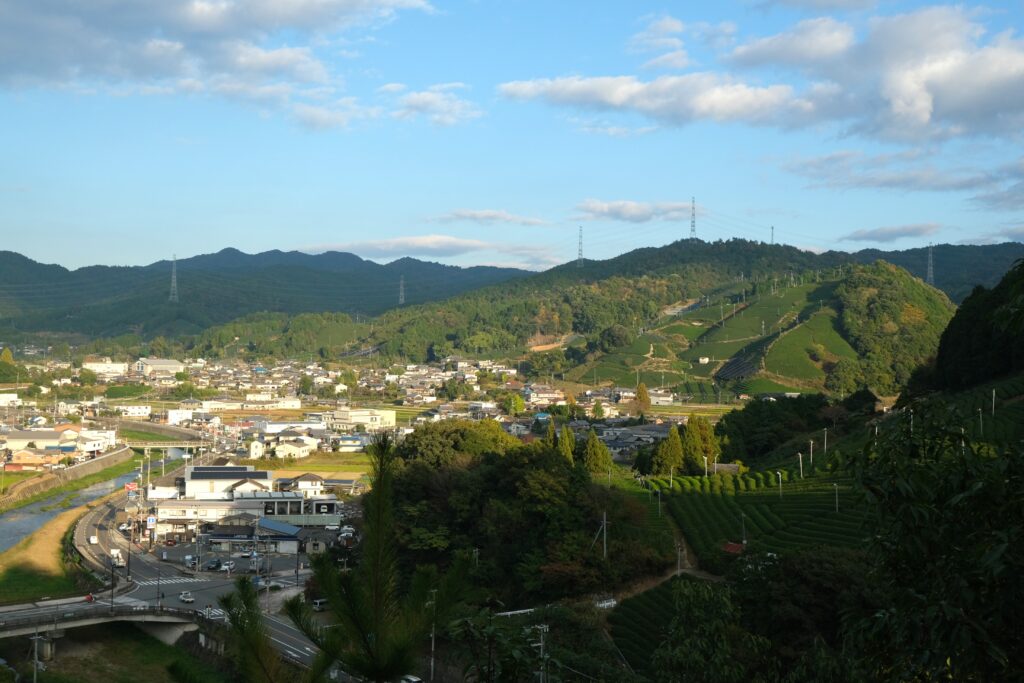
[0,453,140,515]
[0,503,98,604]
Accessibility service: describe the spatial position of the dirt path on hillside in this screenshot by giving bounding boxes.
[613,529,723,604]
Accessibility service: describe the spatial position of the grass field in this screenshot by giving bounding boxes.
[608,576,682,677]
[0,505,98,604]
[646,470,866,570]
[117,428,169,442]
[0,470,38,495]
[0,622,226,683]
[764,308,857,383]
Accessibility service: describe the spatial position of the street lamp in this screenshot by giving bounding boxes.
[703,456,708,478]
[776,471,783,499]
[798,452,803,479]
[809,440,814,469]
[740,512,747,545]
[823,428,828,456]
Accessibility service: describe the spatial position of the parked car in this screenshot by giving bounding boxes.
[219,560,236,572]
[164,539,177,547]
[312,598,328,612]
[178,591,194,604]
[117,523,130,532]
[205,559,221,571]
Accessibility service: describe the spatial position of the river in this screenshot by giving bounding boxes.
[0,448,186,554]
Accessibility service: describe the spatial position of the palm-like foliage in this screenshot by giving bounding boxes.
[219,575,288,682]
[286,431,464,682]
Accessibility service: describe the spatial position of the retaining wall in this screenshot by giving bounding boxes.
[0,446,134,510]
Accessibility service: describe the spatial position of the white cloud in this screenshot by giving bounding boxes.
[292,99,376,129]
[0,0,429,128]
[503,6,1024,141]
[841,223,940,242]
[224,42,328,83]
[764,0,875,9]
[577,199,690,223]
[786,151,996,192]
[377,82,407,93]
[629,16,685,53]
[436,209,546,226]
[394,87,481,125]
[311,234,560,269]
[731,18,855,66]
[501,74,818,127]
[643,50,690,70]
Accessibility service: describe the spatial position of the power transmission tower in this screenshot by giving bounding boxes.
[690,197,697,239]
[770,225,774,245]
[168,254,179,303]
[398,275,405,305]
[926,243,934,285]
[577,226,583,268]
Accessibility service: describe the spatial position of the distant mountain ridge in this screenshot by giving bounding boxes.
[0,248,529,338]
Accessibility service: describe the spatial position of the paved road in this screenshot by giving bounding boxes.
[74,493,323,669]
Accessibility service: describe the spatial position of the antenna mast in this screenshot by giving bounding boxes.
[168,254,179,303]
[399,275,405,305]
[577,226,584,268]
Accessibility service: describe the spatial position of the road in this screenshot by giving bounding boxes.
[75,491,323,669]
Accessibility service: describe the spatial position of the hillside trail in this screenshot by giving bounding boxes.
[612,528,723,605]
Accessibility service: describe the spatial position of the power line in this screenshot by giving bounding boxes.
[690,196,697,239]
[926,243,934,285]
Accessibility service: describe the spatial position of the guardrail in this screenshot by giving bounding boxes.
[0,604,197,636]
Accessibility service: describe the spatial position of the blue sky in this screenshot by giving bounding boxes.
[1,0,1023,270]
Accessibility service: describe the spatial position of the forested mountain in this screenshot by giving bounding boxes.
[933,258,1024,390]
[844,242,1024,303]
[0,249,527,338]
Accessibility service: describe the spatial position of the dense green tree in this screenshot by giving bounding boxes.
[592,399,605,419]
[599,324,634,352]
[219,576,286,683]
[298,373,314,395]
[502,393,525,416]
[652,579,770,683]
[582,429,613,474]
[824,357,862,394]
[396,420,520,468]
[681,417,705,474]
[636,382,651,413]
[543,420,557,448]
[842,403,1024,681]
[558,425,576,464]
[77,368,97,385]
[651,425,684,475]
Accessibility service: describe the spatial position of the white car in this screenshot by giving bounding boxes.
[118,523,130,532]
[178,591,195,603]
[219,560,236,572]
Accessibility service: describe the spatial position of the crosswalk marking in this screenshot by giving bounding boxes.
[134,577,205,586]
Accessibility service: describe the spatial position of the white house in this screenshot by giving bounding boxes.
[167,409,193,426]
[275,440,313,459]
[249,441,266,459]
[328,408,396,432]
[82,359,128,378]
[116,405,152,419]
[134,358,186,377]
[0,393,21,408]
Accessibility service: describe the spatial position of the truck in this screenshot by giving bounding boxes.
[110,548,126,568]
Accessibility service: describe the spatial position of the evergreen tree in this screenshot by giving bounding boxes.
[544,420,557,448]
[592,399,605,419]
[559,425,576,464]
[636,382,651,413]
[693,415,721,467]
[0,348,12,365]
[681,416,705,474]
[582,429,613,474]
[652,424,684,475]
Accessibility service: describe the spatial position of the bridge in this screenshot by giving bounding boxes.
[124,440,207,449]
[0,603,204,639]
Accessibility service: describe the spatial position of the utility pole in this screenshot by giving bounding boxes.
[776,471,783,499]
[809,440,814,468]
[398,275,405,306]
[926,243,934,285]
[798,452,803,479]
[823,428,828,456]
[602,510,608,560]
[770,225,774,245]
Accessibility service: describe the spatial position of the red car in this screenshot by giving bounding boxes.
[165,539,177,547]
